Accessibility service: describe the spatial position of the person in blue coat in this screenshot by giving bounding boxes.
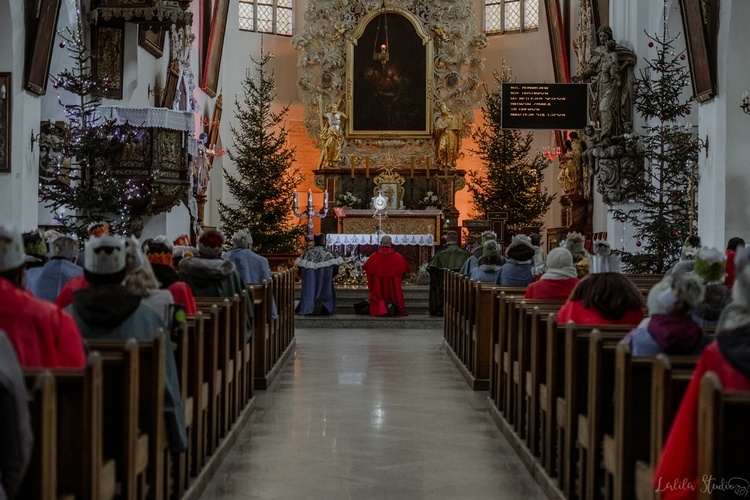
[495,234,536,287]
[295,233,344,315]
[66,235,188,453]
[26,233,83,302]
[224,231,277,319]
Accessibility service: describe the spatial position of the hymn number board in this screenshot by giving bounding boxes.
[501,83,588,130]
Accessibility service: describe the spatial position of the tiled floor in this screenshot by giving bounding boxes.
[199,328,546,499]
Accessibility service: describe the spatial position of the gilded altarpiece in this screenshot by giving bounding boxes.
[293,0,485,226]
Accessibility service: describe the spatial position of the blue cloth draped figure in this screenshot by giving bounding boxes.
[295,234,344,316]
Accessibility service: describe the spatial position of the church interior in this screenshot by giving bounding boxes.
[2,0,750,499]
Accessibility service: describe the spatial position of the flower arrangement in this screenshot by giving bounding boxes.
[336,191,362,208]
[419,190,442,209]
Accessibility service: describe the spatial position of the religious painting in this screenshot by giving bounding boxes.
[161,59,180,109]
[24,0,62,95]
[91,22,125,99]
[0,74,10,172]
[138,26,166,58]
[201,0,230,98]
[346,8,433,138]
[678,0,716,102]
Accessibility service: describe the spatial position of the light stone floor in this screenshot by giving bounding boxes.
[199,328,547,499]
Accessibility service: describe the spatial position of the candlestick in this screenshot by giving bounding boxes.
[365,156,370,178]
[293,189,330,248]
[410,156,415,178]
[350,154,355,179]
[426,155,430,179]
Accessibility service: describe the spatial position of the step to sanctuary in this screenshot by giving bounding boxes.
[294,285,443,329]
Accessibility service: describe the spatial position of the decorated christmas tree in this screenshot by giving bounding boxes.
[467,65,555,233]
[218,53,304,253]
[39,10,150,239]
[613,21,703,273]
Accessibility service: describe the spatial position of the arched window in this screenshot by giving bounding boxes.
[485,0,539,34]
[239,0,293,36]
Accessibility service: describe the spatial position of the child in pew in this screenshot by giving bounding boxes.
[689,247,731,328]
[143,236,197,315]
[469,239,504,282]
[66,234,188,453]
[123,237,175,325]
[622,272,711,357]
[0,226,86,369]
[557,241,645,325]
[654,246,750,499]
[524,247,579,300]
[0,330,33,500]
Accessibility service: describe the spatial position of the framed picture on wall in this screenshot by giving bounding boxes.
[25,0,62,95]
[678,0,716,102]
[91,21,125,99]
[138,26,166,59]
[161,60,180,109]
[201,0,230,98]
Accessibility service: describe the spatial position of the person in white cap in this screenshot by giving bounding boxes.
[66,234,188,453]
[0,225,86,368]
[689,246,731,327]
[524,247,579,300]
[25,233,83,302]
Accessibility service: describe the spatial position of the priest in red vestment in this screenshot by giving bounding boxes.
[363,235,411,316]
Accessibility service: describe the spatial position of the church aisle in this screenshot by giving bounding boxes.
[199,328,546,499]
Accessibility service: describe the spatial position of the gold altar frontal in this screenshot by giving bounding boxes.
[335,207,443,268]
[336,207,443,240]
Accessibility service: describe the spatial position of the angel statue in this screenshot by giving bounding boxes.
[318,98,347,169]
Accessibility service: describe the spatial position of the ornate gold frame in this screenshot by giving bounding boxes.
[373,167,405,210]
[345,6,434,139]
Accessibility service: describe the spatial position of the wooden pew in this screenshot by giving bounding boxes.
[89,332,170,500]
[634,354,699,500]
[194,298,233,441]
[192,304,223,457]
[545,322,632,494]
[88,339,149,500]
[251,269,297,390]
[516,300,564,447]
[185,313,207,476]
[697,372,750,499]
[25,353,117,500]
[17,371,57,500]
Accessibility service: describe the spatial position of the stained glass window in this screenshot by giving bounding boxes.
[238,0,293,36]
[485,0,539,34]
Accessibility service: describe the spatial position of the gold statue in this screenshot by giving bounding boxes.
[557,132,584,195]
[318,98,347,168]
[434,102,461,169]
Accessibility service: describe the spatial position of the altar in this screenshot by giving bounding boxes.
[336,207,443,241]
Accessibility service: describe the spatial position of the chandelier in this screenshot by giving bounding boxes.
[372,6,389,68]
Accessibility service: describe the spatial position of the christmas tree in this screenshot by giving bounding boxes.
[612,23,703,273]
[39,10,150,240]
[467,66,555,233]
[218,53,305,253]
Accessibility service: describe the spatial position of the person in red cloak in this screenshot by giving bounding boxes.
[363,235,410,316]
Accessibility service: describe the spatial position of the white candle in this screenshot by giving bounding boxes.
[293,192,298,209]
[324,190,328,209]
[308,189,313,206]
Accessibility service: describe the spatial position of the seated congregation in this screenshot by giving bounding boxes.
[0,224,295,499]
[442,230,750,500]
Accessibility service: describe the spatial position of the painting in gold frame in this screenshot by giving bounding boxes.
[201,0,230,98]
[346,7,433,139]
[91,21,125,100]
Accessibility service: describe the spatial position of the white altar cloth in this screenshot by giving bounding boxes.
[325,233,434,247]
